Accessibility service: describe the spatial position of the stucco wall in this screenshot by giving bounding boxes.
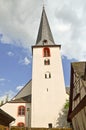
[31,47,67,127]
[1,103,31,127]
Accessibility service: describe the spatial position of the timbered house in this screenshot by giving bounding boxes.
[68,62,86,130]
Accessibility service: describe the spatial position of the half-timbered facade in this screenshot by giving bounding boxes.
[68,62,86,130]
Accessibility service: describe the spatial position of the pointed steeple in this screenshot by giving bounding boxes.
[36,7,55,45]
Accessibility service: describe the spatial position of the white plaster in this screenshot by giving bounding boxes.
[31,46,67,127]
[1,103,31,127]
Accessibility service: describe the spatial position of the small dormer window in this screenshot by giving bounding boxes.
[43,47,50,57]
[43,39,48,45]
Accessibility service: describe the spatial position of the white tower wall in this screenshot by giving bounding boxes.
[31,46,66,128]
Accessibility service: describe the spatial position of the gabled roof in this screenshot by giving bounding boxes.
[0,108,15,126]
[36,7,55,45]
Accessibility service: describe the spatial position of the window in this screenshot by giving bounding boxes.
[43,39,48,45]
[18,106,25,116]
[43,47,50,57]
[17,122,25,127]
[45,72,51,79]
[44,59,50,65]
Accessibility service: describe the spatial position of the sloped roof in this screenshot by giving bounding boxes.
[13,80,32,100]
[72,61,86,80]
[12,79,69,103]
[36,7,55,45]
[0,108,15,126]
[10,95,31,103]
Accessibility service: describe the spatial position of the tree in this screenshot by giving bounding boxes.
[0,94,9,106]
[0,100,4,106]
[5,94,9,103]
[56,99,70,128]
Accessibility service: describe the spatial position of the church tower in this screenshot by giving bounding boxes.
[31,7,66,128]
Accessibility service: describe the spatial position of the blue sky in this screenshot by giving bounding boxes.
[0,0,86,101]
[0,42,32,99]
[0,41,76,100]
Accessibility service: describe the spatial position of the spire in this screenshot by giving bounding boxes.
[36,7,55,45]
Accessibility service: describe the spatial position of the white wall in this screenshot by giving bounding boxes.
[31,46,67,128]
[1,103,31,127]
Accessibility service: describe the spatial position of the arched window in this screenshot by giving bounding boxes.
[45,72,51,79]
[43,47,50,57]
[17,122,25,127]
[18,106,25,116]
[44,59,50,65]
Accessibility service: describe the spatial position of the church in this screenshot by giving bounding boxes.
[0,7,68,128]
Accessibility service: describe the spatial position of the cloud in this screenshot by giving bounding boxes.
[0,78,5,82]
[7,51,14,56]
[19,57,30,65]
[0,77,10,82]
[0,90,16,102]
[0,0,86,60]
[0,77,10,88]
[24,57,30,65]
[0,0,42,47]
[16,85,24,91]
[53,0,86,60]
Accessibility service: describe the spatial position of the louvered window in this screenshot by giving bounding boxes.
[44,59,50,65]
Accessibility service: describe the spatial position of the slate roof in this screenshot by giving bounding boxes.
[36,7,55,45]
[10,95,31,103]
[13,80,32,100]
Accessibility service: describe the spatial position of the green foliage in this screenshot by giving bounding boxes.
[64,100,69,109]
[56,99,70,128]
